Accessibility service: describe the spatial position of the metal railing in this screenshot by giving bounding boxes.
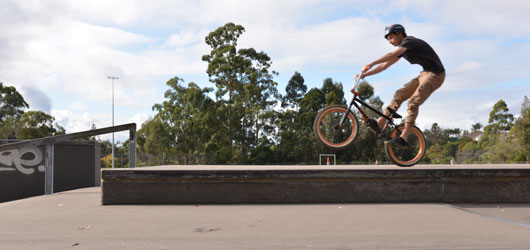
[0,123,136,195]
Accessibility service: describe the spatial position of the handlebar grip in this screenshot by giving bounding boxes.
[362,65,371,72]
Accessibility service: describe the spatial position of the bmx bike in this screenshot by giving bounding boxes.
[313,72,426,167]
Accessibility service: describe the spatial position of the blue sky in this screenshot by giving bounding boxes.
[1,0,529,142]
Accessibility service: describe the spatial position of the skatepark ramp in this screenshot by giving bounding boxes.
[101,165,530,204]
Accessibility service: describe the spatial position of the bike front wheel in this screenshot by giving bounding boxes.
[384,125,426,167]
[313,105,359,150]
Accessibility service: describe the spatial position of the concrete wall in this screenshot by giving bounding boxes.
[102,166,530,204]
[0,140,100,202]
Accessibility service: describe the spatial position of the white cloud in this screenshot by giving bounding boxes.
[51,109,100,132]
[455,61,481,73]
[164,29,205,48]
[477,101,497,112]
[438,0,530,38]
[69,101,88,111]
[51,108,134,142]
[128,113,150,128]
[240,17,387,71]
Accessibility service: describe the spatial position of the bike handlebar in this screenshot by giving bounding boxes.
[351,72,365,95]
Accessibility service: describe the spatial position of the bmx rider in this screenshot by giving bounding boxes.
[358,24,445,147]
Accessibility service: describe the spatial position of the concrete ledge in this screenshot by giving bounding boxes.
[101,165,530,205]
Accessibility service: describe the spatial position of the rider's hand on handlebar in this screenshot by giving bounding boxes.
[354,73,364,81]
[352,74,361,93]
[362,65,372,73]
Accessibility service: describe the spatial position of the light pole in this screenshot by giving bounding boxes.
[107,76,118,168]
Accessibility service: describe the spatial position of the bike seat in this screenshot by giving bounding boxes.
[387,107,402,119]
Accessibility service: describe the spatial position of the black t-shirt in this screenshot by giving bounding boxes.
[398,36,445,74]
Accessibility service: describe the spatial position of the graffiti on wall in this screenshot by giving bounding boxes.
[0,147,45,175]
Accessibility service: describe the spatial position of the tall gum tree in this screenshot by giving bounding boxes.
[202,22,278,162]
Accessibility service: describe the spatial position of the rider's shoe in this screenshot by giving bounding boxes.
[386,107,402,119]
[365,119,382,135]
[385,136,409,148]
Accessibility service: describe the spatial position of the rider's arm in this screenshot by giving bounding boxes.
[363,56,400,77]
[362,46,407,77]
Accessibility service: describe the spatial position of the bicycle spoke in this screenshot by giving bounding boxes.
[320,111,352,144]
[314,106,358,149]
[385,125,425,167]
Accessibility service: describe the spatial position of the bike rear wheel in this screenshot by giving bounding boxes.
[384,125,426,167]
[313,105,359,150]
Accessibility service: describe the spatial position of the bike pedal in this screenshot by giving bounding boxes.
[364,119,382,135]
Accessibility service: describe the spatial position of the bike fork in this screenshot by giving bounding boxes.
[338,99,356,128]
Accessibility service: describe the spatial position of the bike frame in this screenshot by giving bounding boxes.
[339,72,401,136]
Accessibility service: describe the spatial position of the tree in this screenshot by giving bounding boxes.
[294,88,326,163]
[511,96,530,162]
[150,77,217,163]
[16,111,65,139]
[282,71,307,109]
[424,123,448,146]
[202,22,279,162]
[202,22,245,161]
[485,99,514,133]
[238,47,279,150]
[445,128,461,139]
[275,109,299,163]
[0,82,28,122]
[101,154,121,168]
[456,137,482,164]
[137,116,175,165]
[321,78,345,105]
[276,76,317,164]
[356,80,374,101]
[480,99,514,148]
[0,83,30,139]
[471,122,483,132]
[249,138,276,164]
[0,116,18,139]
[481,135,520,163]
[299,88,325,114]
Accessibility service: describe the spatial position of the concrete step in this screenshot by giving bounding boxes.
[101,165,530,205]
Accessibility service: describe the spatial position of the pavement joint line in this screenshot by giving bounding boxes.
[443,203,530,230]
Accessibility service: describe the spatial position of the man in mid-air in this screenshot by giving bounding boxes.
[359,24,445,147]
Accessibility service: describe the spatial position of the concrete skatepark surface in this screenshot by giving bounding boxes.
[2,164,530,249]
[1,187,530,250]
